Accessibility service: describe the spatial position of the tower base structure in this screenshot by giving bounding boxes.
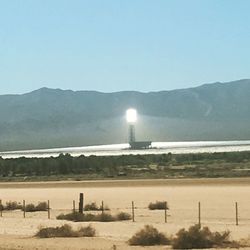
[127,117,152,149]
[129,141,152,149]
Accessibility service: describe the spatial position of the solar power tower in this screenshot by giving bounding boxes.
[126,108,152,149]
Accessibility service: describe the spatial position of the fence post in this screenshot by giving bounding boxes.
[198,201,201,228]
[101,201,104,214]
[132,201,135,222]
[164,201,167,223]
[79,193,84,213]
[235,202,239,226]
[47,200,50,219]
[73,200,76,213]
[23,200,26,218]
[0,200,2,217]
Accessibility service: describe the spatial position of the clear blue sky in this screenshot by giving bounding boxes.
[0,0,250,94]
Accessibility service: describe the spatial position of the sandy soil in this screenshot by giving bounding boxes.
[0,235,171,250]
[1,177,250,188]
[1,178,250,249]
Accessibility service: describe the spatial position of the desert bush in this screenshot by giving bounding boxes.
[116,212,132,220]
[57,211,131,222]
[84,202,110,211]
[57,212,86,222]
[57,212,114,222]
[94,213,115,222]
[35,202,48,211]
[172,224,233,249]
[128,225,169,246]
[148,201,169,210]
[24,203,36,212]
[82,213,96,221]
[84,202,99,211]
[3,201,22,210]
[23,202,48,212]
[36,224,75,238]
[36,224,96,238]
[78,225,96,237]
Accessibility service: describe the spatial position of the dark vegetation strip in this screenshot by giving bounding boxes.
[1,151,250,181]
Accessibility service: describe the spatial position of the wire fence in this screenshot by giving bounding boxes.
[0,197,248,227]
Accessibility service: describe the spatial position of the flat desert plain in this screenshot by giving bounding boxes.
[0,178,250,249]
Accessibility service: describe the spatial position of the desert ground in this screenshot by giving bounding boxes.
[1,178,250,249]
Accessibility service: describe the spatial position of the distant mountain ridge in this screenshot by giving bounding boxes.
[1,79,250,151]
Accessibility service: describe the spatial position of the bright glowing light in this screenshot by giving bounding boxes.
[126,108,137,123]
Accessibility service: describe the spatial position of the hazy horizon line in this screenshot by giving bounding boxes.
[1,78,249,96]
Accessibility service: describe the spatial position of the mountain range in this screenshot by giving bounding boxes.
[1,79,250,151]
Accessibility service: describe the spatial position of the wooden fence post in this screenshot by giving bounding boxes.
[0,200,2,217]
[73,200,76,213]
[79,193,84,213]
[198,201,201,228]
[164,201,167,223]
[47,200,50,219]
[132,201,135,222]
[23,200,26,218]
[101,201,104,214]
[235,202,239,226]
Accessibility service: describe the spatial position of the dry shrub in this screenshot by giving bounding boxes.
[3,201,22,210]
[84,202,99,211]
[128,225,169,246]
[78,225,96,237]
[94,213,115,222]
[36,224,96,238]
[82,213,96,221]
[1,201,47,211]
[84,202,109,211]
[57,212,86,222]
[148,201,169,210]
[36,224,75,238]
[237,236,250,248]
[116,212,132,220]
[35,202,48,211]
[24,203,36,212]
[172,224,236,249]
[57,212,115,222]
[57,211,131,222]
[24,202,48,212]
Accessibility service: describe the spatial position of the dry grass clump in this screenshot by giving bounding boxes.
[116,212,132,220]
[128,225,170,246]
[172,224,238,249]
[237,236,250,248]
[23,202,48,212]
[36,202,48,211]
[1,201,22,210]
[36,224,96,238]
[148,201,169,210]
[57,212,86,221]
[78,225,96,237]
[57,211,131,222]
[93,213,115,222]
[84,202,110,211]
